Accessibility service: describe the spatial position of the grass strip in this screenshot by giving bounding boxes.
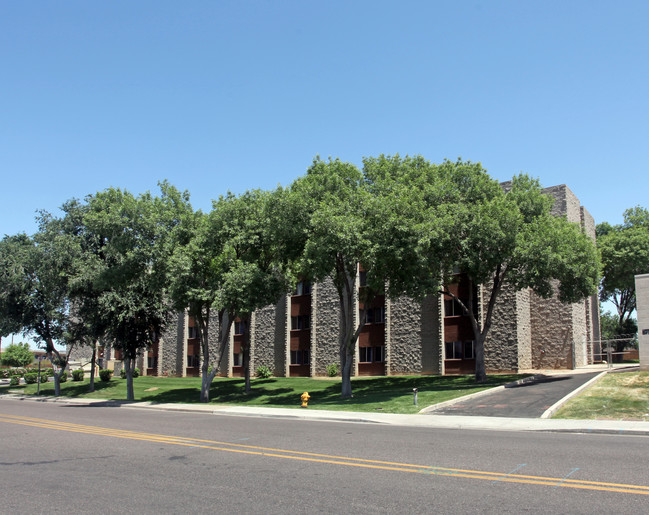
[3,374,524,414]
[553,371,649,421]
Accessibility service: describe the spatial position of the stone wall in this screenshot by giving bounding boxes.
[420,293,442,374]
[531,285,573,369]
[252,298,286,376]
[159,312,185,376]
[484,283,523,372]
[388,295,423,374]
[313,277,341,375]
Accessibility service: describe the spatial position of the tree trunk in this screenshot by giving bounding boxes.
[199,312,211,403]
[124,357,135,401]
[53,370,61,396]
[200,309,230,403]
[474,334,487,383]
[88,342,96,393]
[340,347,353,398]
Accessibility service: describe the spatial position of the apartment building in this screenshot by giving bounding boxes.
[93,184,600,378]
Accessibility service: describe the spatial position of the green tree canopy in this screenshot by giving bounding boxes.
[597,206,649,330]
[80,182,192,400]
[0,214,80,394]
[1,342,34,368]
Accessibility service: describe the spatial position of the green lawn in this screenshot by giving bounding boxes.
[553,371,649,421]
[3,374,524,414]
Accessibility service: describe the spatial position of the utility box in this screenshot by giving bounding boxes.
[636,273,649,371]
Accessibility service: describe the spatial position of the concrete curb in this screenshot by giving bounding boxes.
[540,370,609,419]
[2,392,649,435]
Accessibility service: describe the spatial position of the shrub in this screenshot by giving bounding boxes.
[120,367,140,379]
[39,375,48,384]
[326,363,339,377]
[255,365,272,379]
[24,373,38,384]
[9,375,20,386]
[99,369,113,382]
[58,371,67,383]
[72,369,84,381]
[0,369,11,379]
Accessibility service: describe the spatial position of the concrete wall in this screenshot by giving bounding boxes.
[636,274,649,370]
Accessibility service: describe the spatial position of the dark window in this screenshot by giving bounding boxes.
[293,281,311,296]
[147,356,158,369]
[188,326,199,339]
[359,347,372,363]
[374,346,385,363]
[187,354,200,367]
[364,306,385,324]
[463,341,475,359]
[291,315,310,331]
[359,270,367,287]
[445,341,474,360]
[290,350,310,365]
[234,321,246,335]
[233,352,242,366]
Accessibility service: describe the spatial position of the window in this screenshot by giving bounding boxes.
[294,281,311,296]
[444,298,469,317]
[445,341,475,360]
[359,347,372,363]
[365,306,385,324]
[147,356,158,369]
[233,352,242,366]
[188,326,199,339]
[359,270,367,287]
[291,315,310,331]
[234,321,246,335]
[187,354,200,367]
[290,350,309,365]
[359,346,386,363]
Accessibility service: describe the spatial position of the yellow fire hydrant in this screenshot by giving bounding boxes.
[300,391,310,408]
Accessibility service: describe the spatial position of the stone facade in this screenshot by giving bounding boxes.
[312,278,342,376]
[388,296,424,374]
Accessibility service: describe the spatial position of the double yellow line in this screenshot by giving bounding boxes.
[2,412,648,496]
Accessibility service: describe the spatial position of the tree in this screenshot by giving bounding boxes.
[291,156,433,398]
[291,158,374,398]
[431,164,600,382]
[0,342,33,368]
[597,206,649,358]
[0,220,79,394]
[169,187,300,402]
[211,188,302,395]
[81,183,191,401]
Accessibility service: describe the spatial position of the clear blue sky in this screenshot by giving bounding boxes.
[2,0,647,238]
[1,1,647,350]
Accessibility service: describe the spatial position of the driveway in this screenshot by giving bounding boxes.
[427,371,603,418]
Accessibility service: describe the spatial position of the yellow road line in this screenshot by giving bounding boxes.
[1,413,648,495]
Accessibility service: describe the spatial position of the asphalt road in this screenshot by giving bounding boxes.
[1,398,648,514]
[430,372,603,418]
